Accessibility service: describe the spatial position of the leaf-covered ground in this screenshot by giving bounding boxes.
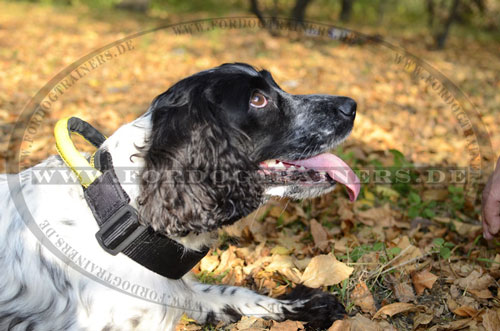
[1,2,500,330]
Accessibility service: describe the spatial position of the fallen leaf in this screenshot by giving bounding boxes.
[455,270,494,291]
[451,220,482,237]
[270,320,304,331]
[452,306,478,317]
[411,269,438,295]
[265,255,295,272]
[310,219,329,251]
[327,319,350,331]
[233,316,271,330]
[214,246,242,274]
[429,318,474,330]
[199,254,219,273]
[373,302,416,319]
[301,254,353,288]
[333,237,351,253]
[350,281,377,314]
[482,309,500,331]
[348,313,382,331]
[293,257,311,271]
[468,288,493,299]
[413,311,434,329]
[270,245,291,255]
[390,236,424,272]
[492,254,500,271]
[279,268,303,284]
[356,204,396,227]
[393,281,416,303]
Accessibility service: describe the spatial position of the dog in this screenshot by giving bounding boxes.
[0,63,359,330]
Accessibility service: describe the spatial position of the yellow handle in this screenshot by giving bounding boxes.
[54,117,103,188]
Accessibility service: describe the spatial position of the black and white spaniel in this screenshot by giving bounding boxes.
[0,63,359,330]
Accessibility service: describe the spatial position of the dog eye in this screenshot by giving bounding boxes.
[250,92,268,108]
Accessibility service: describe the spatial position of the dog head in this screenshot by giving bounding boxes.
[137,63,359,236]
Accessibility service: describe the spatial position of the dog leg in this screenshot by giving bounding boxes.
[183,282,346,329]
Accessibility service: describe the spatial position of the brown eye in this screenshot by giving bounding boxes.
[250,92,268,108]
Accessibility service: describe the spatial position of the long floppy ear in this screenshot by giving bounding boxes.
[137,90,263,236]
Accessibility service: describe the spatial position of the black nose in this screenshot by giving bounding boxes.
[337,97,357,117]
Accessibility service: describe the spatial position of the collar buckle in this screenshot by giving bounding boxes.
[95,205,146,256]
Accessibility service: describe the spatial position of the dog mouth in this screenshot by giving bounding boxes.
[259,153,360,201]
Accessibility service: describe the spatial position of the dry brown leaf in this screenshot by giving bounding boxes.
[233,316,271,330]
[310,219,329,251]
[452,220,482,237]
[413,311,434,329]
[300,254,353,288]
[390,236,424,272]
[373,302,416,319]
[429,318,474,331]
[468,288,493,299]
[411,269,438,295]
[350,281,376,314]
[333,237,351,254]
[452,306,478,317]
[327,319,350,331]
[482,309,500,331]
[492,254,500,271]
[270,320,304,331]
[393,281,416,303]
[455,270,495,291]
[348,313,382,331]
[355,204,395,227]
[293,257,311,271]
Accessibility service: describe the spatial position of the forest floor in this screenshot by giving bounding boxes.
[1,2,500,330]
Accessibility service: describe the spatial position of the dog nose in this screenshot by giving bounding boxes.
[337,97,357,117]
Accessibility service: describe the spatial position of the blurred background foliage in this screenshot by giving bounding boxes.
[13,0,500,48]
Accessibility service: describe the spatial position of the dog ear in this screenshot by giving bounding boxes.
[137,90,263,236]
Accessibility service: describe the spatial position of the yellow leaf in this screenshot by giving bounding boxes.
[265,255,295,272]
[301,254,353,288]
[270,245,291,255]
[364,189,376,201]
[200,254,219,273]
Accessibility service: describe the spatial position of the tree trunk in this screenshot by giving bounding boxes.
[435,0,460,49]
[115,0,150,12]
[426,0,435,28]
[291,0,313,24]
[249,0,267,27]
[340,0,354,22]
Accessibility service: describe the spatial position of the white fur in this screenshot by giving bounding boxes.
[0,114,308,331]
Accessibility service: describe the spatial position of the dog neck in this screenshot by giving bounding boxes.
[98,112,216,251]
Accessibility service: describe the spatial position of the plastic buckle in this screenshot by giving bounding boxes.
[95,205,146,255]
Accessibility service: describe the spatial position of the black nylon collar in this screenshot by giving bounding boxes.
[84,140,208,280]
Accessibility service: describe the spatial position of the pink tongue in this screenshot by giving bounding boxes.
[287,153,360,201]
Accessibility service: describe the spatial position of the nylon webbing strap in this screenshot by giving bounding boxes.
[85,150,209,279]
